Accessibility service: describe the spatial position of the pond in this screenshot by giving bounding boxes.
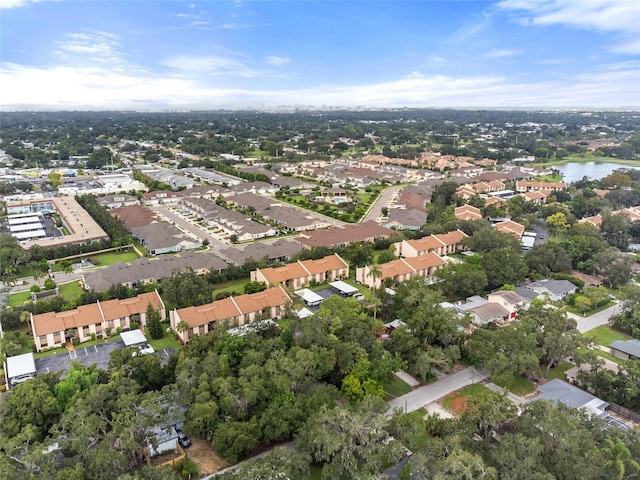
[554,161,640,183]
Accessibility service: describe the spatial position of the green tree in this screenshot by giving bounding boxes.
[297,396,405,479]
[146,302,163,340]
[603,436,640,480]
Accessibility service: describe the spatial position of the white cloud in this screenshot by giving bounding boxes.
[264,55,291,66]
[160,53,279,78]
[55,31,126,65]
[486,49,521,58]
[498,0,639,33]
[609,38,640,55]
[0,0,31,8]
[448,10,493,44]
[2,60,638,110]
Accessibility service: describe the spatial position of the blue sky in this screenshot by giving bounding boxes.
[1,0,639,110]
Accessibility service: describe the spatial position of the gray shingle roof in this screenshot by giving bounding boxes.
[610,339,640,359]
[532,379,608,411]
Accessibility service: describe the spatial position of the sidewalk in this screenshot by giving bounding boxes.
[395,370,420,388]
[483,381,527,405]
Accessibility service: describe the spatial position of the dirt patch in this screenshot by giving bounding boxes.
[150,449,183,467]
[187,438,229,477]
[451,396,467,414]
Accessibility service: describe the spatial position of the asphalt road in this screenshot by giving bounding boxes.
[570,302,619,333]
[361,185,404,223]
[387,366,487,414]
[151,205,229,251]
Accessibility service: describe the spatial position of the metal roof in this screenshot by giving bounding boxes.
[6,352,36,379]
[120,329,148,346]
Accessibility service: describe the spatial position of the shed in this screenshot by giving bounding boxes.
[294,288,325,306]
[5,353,37,389]
[121,329,148,347]
[329,280,359,296]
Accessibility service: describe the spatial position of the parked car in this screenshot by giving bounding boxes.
[353,293,365,301]
[176,429,191,448]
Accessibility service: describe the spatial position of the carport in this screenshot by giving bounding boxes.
[121,329,148,348]
[295,288,325,306]
[329,280,359,296]
[5,352,36,390]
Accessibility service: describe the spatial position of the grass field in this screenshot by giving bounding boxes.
[491,373,535,396]
[585,325,631,347]
[384,376,413,398]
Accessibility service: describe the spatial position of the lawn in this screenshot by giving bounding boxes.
[8,290,31,307]
[490,373,535,396]
[58,281,83,300]
[211,278,249,299]
[147,329,181,351]
[547,361,574,381]
[384,376,413,398]
[34,346,68,358]
[594,349,625,365]
[88,251,140,267]
[585,325,631,347]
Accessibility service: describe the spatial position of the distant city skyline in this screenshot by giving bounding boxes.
[1,0,639,111]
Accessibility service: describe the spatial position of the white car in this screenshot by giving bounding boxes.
[132,344,155,356]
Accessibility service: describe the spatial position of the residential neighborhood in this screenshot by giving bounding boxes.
[1,108,639,480]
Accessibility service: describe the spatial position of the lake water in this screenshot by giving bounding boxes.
[553,162,640,183]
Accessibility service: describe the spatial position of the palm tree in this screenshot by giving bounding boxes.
[367,263,383,320]
[176,320,190,340]
[603,437,639,480]
[367,262,382,289]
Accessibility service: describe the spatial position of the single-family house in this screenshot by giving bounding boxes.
[487,290,528,321]
[383,209,428,230]
[523,279,577,301]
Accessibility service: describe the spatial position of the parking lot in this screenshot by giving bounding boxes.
[35,340,178,377]
[306,287,364,311]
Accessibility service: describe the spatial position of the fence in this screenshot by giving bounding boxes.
[607,402,640,423]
